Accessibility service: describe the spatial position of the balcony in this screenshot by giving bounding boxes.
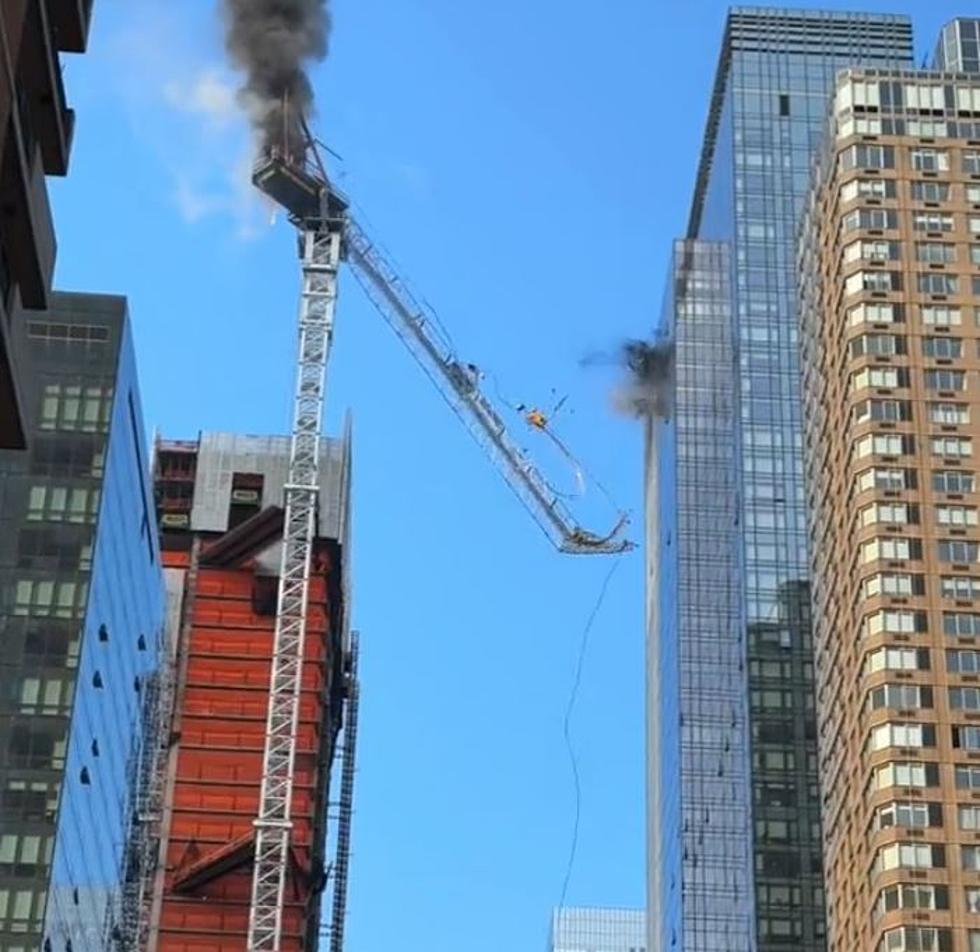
[46,0,93,54]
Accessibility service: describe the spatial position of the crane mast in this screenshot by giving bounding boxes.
[248,121,631,951]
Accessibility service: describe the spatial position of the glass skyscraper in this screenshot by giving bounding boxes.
[550,907,646,952]
[0,293,164,950]
[647,8,914,952]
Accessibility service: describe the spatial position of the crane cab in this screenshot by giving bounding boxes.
[253,148,328,222]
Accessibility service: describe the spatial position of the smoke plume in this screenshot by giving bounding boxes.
[221,0,330,160]
[583,338,675,419]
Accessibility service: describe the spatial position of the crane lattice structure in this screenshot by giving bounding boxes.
[247,118,632,951]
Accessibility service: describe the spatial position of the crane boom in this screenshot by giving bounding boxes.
[343,216,632,555]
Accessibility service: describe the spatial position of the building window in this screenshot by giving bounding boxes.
[924,369,966,391]
[964,151,980,175]
[966,891,980,916]
[918,273,959,295]
[865,646,927,674]
[854,399,911,423]
[930,402,969,424]
[854,434,913,459]
[869,724,935,752]
[25,486,100,524]
[948,650,980,673]
[851,334,904,357]
[863,610,923,636]
[959,805,980,830]
[853,366,906,390]
[849,302,899,325]
[840,143,895,170]
[877,884,949,919]
[842,178,896,200]
[843,208,899,232]
[931,436,972,458]
[938,540,980,563]
[913,212,955,232]
[922,337,962,359]
[873,843,944,875]
[911,180,951,202]
[868,684,932,711]
[860,538,918,564]
[937,505,979,527]
[916,242,957,264]
[860,503,910,526]
[858,467,910,492]
[910,148,950,172]
[944,612,980,636]
[922,305,961,326]
[845,239,901,262]
[38,384,113,433]
[880,925,952,951]
[12,580,85,619]
[957,764,980,789]
[941,576,980,600]
[933,470,975,493]
[863,573,922,598]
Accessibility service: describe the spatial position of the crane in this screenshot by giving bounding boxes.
[247,118,633,952]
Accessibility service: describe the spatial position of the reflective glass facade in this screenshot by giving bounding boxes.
[550,907,646,952]
[647,9,915,952]
[0,293,163,951]
[933,18,980,74]
[648,241,747,952]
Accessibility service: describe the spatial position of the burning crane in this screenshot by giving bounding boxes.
[209,3,636,949]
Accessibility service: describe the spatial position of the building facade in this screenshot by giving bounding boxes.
[0,1,94,449]
[0,292,164,951]
[647,8,915,952]
[550,907,646,952]
[800,66,980,952]
[145,430,354,951]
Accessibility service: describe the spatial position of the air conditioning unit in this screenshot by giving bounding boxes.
[161,513,190,528]
[231,489,260,504]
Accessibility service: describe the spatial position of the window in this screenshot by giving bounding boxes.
[932,436,972,457]
[967,894,980,917]
[859,467,909,492]
[924,369,966,390]
[969,183,980,204]
[868,684,933,710]
[24,486,100,524]
[873,843,944,874]
[872,762,939,791]
[941,576,980,600]
[843,208,899,232]
[870,724,935,752]
[944,613,980,636]
[939,540,980,563]
[913,212,954,232]
[971,246,980,265]
[12,580,85,619]
[860,538,918,564]
[863,573,921,598]
[910,148,950,172]
[864,610,923,636]
[842,178,895,200]
[937,505,979,526]
[854,399,911,423]
[847,270,899,295]
[933,470,975,492]
[957,764,980,789]
[866,646,927,674]
[930,402,969,424]
[922,337,962,358]
[951,687,980,710]
[959,804,980,828]
[860,503,910,526]
[916,242,956,264]
[971,217,980,235]
[845,239,900,262]
[853,366,905,390]
[840,143,895,170]
[948,650,980,673]
[849,302,899,325]
[851,334,904,357]
[880,926,952,951]
[38,383,113,433]
[918,273,959,295]
[921,305,961,326]
[854,434,912,459]
[911,180,951,202]
[965,151,980,175]
[877,884,949,919]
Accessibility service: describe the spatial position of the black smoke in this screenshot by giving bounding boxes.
[222,0,330,160]
[582,337,675,419]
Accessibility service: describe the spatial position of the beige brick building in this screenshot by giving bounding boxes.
[800,67,980,952]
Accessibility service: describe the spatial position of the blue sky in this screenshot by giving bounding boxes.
[49,2,965,950]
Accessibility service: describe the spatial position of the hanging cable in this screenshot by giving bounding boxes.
[557,557,624,911]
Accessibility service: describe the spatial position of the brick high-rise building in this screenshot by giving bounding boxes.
[145,430,354,952]
[800,66,980,952]
[0,1,94,449]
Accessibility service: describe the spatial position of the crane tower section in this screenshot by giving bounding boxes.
[249,149,346,952]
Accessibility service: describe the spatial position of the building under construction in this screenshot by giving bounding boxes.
[127,428,357,952]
